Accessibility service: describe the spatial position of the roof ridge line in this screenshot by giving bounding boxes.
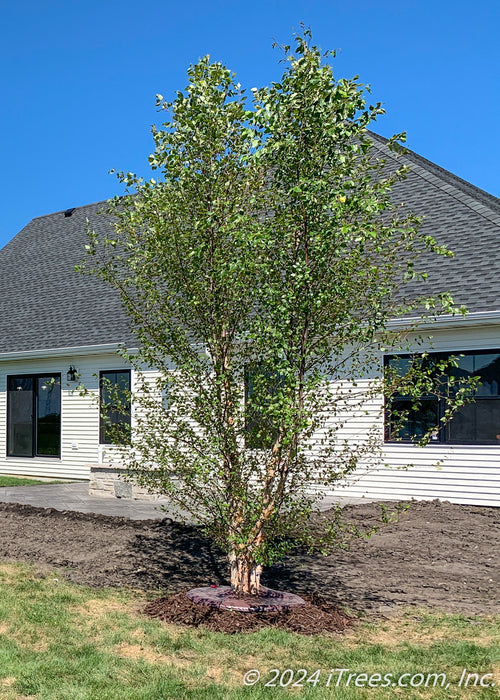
[369,131,500,228]
[29,198,112,222]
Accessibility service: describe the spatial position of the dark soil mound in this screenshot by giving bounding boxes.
[0,499,498,615]
[143,591,353,634]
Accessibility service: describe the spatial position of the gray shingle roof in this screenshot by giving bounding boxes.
[0,201,137,353]
[369,132,500,313]
[0,136,499,354]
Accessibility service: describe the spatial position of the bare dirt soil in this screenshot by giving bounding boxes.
[0,499,498,619]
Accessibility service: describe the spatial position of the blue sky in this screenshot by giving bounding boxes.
[1,0,499,247]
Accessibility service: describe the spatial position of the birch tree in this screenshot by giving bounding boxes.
[85,31,469,595]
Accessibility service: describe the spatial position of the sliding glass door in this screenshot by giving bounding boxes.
[7,374,61,457]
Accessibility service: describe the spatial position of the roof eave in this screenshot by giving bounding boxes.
[0,342,136,362]
[387,309,500,331]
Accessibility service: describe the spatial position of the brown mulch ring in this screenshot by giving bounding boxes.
[143,590,354,634]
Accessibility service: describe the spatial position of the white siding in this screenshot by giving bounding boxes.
[0,352,132,480]
[1,322,499,506]
[323,325,500,507]
[336,446,500,506]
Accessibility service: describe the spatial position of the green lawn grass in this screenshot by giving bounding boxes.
[0,475,64,487]
[0,563,497,699]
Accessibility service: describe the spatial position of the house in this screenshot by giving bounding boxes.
[0,135,499,506]
[0,201,137,490]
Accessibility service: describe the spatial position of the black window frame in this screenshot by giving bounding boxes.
[244,361,284,450]
[7,373,62,458]
[99,369,132,445]
[384,349,500,446]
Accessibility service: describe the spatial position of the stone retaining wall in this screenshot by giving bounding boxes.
[88,465,164,501]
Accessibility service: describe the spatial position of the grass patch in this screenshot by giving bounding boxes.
[0,562,497,698]
[0,475,65,487]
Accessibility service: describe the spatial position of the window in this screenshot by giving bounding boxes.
[99,370,131,444]
[7,374,61,457]
[244,361,283,449]
[385,350,500,445]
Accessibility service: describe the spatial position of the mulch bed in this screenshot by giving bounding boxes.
[143,590,354,634]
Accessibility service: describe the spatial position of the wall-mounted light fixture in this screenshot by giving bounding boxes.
[67,366,78,382]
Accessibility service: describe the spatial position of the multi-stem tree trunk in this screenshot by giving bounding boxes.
[229,551,263,595]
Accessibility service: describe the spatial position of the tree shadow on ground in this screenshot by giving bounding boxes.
[126,519,386,610]
[127,520,227,590]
